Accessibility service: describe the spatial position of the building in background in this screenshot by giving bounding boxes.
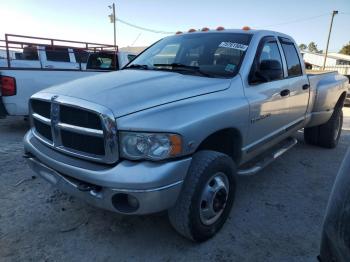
[302,51,350,76]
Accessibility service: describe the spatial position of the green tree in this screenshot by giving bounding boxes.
[308,42,319,53]
[339,42,350,55]
[299,43,307,51]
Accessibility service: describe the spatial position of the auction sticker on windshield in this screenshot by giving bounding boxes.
[218,42,248,51]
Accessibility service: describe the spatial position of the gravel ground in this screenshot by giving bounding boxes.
[0,108,349,262]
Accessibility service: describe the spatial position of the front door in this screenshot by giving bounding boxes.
[244,36,291,150]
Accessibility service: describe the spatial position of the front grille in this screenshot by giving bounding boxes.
[60,105,102,130]
[30,95,118,164]
[61,130,105,155]
[33,118,52,141]
[31,100,51,119]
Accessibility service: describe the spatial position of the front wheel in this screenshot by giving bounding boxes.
[168,150,236,242]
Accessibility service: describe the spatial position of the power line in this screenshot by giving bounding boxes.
[116,12,348,35]
[255,13,330,28]
[130,32,142,46]
[116,18,175,34]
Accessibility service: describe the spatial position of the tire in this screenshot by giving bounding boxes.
[168,150,236,242]
[304,105,343,148]
[318,107,343,148]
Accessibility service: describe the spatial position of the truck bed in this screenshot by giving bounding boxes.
[306,70,337,75]
[305,70,348,127]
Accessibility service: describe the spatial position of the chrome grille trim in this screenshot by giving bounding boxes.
[30,92,119,164]
[57,123,104,137]
[32,113,51,124]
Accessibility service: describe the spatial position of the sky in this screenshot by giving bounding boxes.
[0,0,349,52]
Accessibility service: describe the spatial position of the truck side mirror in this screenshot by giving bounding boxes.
[250,59,283,84]
[258,59,283,82]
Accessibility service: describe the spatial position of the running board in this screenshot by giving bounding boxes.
[237,137,298,176]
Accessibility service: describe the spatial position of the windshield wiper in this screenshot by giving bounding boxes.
[124,64,149,70]
[153,63,213,77]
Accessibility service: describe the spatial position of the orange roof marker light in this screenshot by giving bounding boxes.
[216,26,225,31]
[188,28,197,33]
[175,31,183,35]
[242,26,251,31]
[201,27,210,32]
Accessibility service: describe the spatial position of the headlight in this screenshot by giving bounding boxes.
[119,132,182,160]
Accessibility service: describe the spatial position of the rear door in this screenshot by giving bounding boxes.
[279,37,310,125]
[244,36,291,148]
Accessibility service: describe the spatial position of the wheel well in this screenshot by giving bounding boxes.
[196,128,242,163]
[336,92,347,108]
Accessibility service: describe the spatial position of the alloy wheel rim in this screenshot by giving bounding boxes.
[199,172,229,226]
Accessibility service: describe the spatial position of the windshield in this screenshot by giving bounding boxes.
[125,32,252,78]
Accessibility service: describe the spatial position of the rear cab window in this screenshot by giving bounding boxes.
[279,37,302,77]
[86,52,119,70]
[22,46,39,60]
[45,46,70,62]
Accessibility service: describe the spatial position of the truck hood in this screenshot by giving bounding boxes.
[42,69,231,117]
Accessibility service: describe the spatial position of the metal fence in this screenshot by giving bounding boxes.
[0,34,118,70]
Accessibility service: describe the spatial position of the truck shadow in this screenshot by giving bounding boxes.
[0,116,29,137]
[28,128,348,261]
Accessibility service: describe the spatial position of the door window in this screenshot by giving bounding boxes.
[250,39,284,83]
[74,49,89,63]
[279,38,302,77]
[259,41,282,66]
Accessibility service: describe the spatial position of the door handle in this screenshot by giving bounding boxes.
[302,84,310,90]
[280,89,290,97]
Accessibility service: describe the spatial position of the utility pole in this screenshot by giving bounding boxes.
[322,10,338,70]
[108,3,117,50]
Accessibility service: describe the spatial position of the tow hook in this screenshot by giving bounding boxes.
[77,182,103,199]
[77,182,101,192]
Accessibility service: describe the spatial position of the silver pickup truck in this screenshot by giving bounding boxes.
[23,28,349,242]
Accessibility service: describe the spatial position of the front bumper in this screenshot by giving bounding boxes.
[24,131,192,214]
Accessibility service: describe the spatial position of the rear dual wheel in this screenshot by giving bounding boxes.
[304,105,343,148]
